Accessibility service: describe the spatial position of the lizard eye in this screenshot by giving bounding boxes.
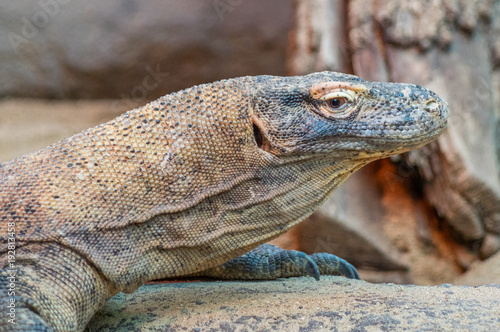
[327,97,348,109]
[318,90,356,117]
[320,91,354,109]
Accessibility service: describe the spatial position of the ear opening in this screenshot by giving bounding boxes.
[253,122,264,149]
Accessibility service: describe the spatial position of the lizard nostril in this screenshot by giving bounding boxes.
[425,100,440,114]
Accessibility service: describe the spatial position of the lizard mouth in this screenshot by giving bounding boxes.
[317,120,448,157]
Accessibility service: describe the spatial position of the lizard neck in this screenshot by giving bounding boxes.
[110,156,368,289]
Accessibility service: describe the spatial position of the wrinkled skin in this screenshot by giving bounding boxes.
[0,72,448,331]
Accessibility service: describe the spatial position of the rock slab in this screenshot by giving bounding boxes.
[0,0,291,99]
[87,277,500,331]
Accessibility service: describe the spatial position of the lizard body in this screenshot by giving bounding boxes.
[0,72,448,331]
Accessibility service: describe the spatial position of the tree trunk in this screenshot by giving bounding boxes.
[287,0,500,285]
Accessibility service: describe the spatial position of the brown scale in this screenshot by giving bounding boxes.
[0,72,448,331]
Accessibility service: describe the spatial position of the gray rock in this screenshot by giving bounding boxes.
[0,0,291,99]
[0,98,136,162]
[87,277,500,331]
[455,252,500,286]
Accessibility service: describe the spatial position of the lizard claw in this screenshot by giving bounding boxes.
[310,253,360,280]
[304,255,321,281]
[196,244,359,281]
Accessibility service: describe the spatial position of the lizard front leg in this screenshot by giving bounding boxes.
[195,244,360,280]
[0,243,118,332]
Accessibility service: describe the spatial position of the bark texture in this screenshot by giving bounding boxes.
[288,0,500,285]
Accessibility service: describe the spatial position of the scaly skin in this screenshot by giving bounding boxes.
[0,72,448,331]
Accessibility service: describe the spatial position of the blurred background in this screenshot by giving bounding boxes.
[0,0,499,285]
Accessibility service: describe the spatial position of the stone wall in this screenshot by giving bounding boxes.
[0,0,292,99]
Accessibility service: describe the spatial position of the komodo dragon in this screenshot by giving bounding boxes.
[0,72,448,331]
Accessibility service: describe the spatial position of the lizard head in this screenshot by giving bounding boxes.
[251,71,449,162]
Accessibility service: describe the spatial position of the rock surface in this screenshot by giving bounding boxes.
[455,252,500,286]
[87,277,500,331]
[0,98,137,162]
[0,0,291,99]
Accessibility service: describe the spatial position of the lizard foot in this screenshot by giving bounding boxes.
[197,244,360,281]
